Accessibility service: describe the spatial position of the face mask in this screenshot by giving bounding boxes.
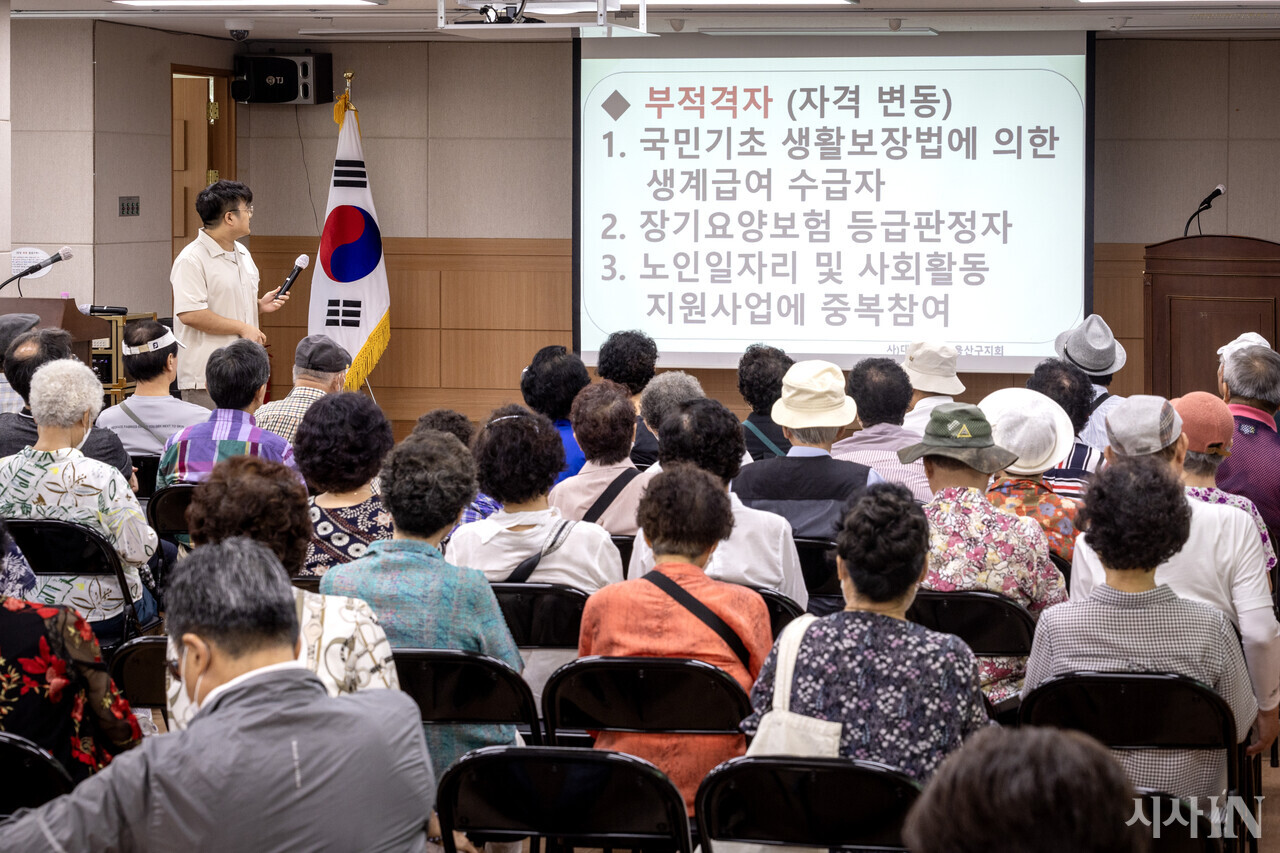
[180,646,208,710]
[74,418,92,450]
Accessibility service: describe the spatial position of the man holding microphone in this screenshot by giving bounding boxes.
[171,180,289,409]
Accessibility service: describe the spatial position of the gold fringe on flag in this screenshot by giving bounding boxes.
[344,310,390,392]
[332,91,361,135]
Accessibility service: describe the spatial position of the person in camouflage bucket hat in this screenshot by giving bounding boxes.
[898,402,1019,475]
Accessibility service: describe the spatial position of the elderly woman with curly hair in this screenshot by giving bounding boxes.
[520,345,591,484]
[322,431,522,773]
[580,463,772,814]
[1024,455,1256,799]
[742,482,989,781]
[166,455,400,729]
[738,344,794,461]
[448,404,622,592]
[293,392,395,576]
[0,359,159,642]
[597,330,660,467]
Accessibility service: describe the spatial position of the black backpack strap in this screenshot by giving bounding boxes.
[505,519,576,583]
[643,570,751,671]
[1088,392,1111,414]
[582,468,642,524]
[742,418,786,457]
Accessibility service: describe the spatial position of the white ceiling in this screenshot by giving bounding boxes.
[12,0,1280,42]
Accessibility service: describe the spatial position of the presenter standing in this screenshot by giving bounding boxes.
[171,180,288,409]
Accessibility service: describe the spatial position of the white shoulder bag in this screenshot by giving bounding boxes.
[746,613,843,757]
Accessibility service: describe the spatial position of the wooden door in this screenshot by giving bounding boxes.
[172,77,210,260]
[171,73,237,261]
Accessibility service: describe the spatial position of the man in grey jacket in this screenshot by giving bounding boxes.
[3,538,435,852]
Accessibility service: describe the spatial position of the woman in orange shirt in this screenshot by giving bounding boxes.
[578,462,772,813]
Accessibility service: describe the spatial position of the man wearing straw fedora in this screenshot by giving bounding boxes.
[730,360,883,541]
[899,403,1066,705]
[1054,314,1127,451]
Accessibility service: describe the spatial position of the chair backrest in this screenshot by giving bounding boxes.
[1135,789,1224,853]
[1049,552,1072,587]
[438,745,692,853]
[146,483,197,542]
[542,656,751,743]
[905,590,1037,657]
[391,649,542,744]
[793,537,840,594]
[751,587,804,639]
[131,455,161,500]
[696,756,921,853]
[6,518,145,643]
[109,636,169,710]
[0,731,74,817]
[610,535,634,577]
[291,576,321,595]
[1020,672,1238,796]
[490,582,589,649]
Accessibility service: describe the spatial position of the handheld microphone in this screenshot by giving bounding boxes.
[87,305,128,316]
[277,254,309,297]
[1199,184,1226,208]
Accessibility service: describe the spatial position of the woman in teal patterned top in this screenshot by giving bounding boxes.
[322,430,522,776]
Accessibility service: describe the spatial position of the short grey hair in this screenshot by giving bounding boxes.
[1184,449,1226,478]
[166,537,299,656]
[29,359,104,427]
[1224,345,1280,407]
[293,365,343,385]
[787,425,842,445]
[640,371,705,431]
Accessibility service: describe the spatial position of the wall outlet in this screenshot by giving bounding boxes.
[119,196,140,217]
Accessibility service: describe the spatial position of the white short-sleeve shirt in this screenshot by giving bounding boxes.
[171,229,261,390]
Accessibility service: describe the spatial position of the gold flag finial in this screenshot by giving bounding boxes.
[344,70,354,93]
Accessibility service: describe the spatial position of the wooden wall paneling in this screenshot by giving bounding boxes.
[367,330,442,388]
[441,270,571,330]
[388,270,442,328]
[441,329,574,389]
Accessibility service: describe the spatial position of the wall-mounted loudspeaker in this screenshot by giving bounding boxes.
[231,54,334,105]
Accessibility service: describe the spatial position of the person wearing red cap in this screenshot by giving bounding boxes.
[1172,392,1278,587]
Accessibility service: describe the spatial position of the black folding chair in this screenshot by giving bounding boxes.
[905,590,1037,657]
[793,537,840,595]
[146,482,197,545]
[391,649,542,745]
[542,656,751,744]
[696,755,922,853]
[7,518,160,652]
[1049,552,1072,588]
[610,535,634,578]
[131,456,161,502]
[490,582,589,648]
[1020,672,1244,850]
[1135,789,1225,852]
[0,731,74,818]
[291,576,321,595]
[438,745,693,853]
[752,587,804,639]
[109,635,170,728]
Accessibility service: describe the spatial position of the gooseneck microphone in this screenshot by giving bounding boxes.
[0,246,74,292]
[277,254,310,297]
[1185,184,1226,237]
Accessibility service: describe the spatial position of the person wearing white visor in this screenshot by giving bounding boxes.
[981,388,1081,566]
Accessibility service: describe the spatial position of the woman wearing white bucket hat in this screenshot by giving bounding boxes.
[980,388,1081,564]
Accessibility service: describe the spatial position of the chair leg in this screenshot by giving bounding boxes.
[1271,737,1278,769]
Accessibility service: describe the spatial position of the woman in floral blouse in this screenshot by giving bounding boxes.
[293,393,395,577]
[743,483,991,781]
[0,594,140,781]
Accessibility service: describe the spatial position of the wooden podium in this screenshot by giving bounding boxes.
[1144,236,1280,399]
[0,297,110,367]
